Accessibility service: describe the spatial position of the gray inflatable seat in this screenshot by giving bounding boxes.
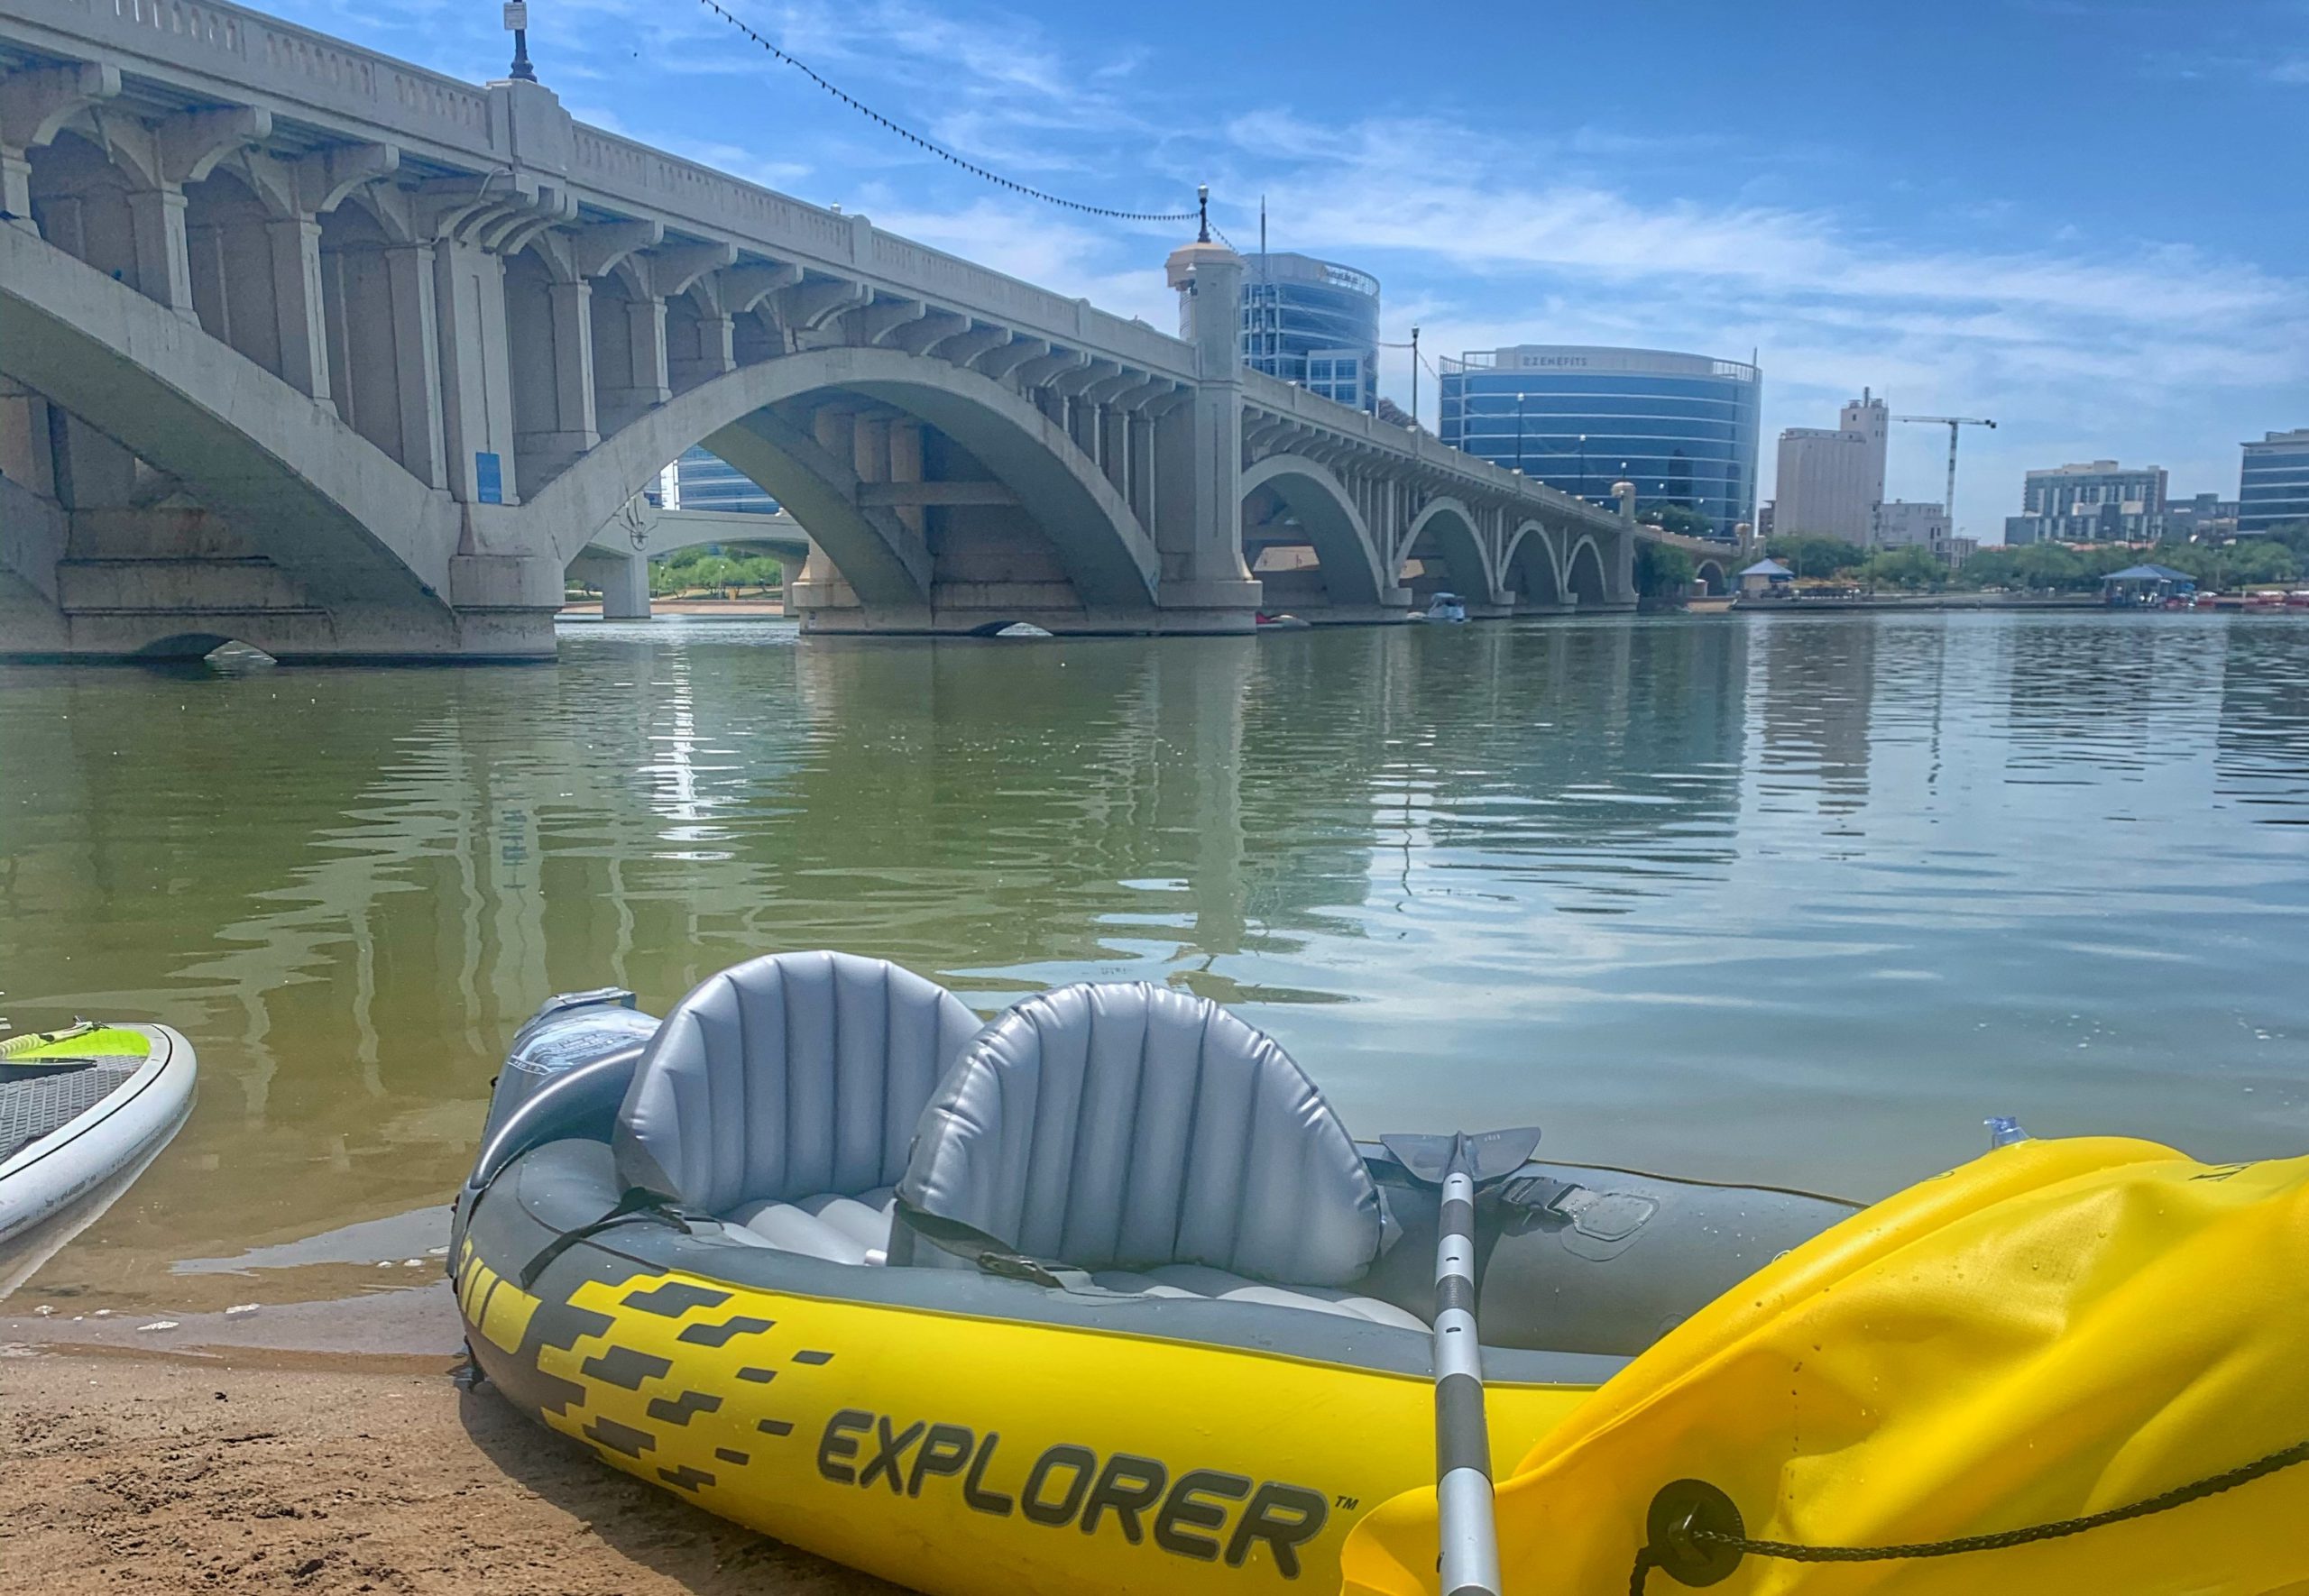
[615,952,982,1261]
[897,983,1396,1302]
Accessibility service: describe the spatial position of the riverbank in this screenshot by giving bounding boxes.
[1727,592,2103,612]
[560,599,788,617]
[0,1347,893,1595]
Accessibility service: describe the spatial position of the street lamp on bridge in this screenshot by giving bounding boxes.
[503,0,537,83]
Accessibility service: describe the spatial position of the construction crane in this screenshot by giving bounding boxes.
[1896,414,1996,530]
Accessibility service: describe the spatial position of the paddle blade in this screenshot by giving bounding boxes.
[1381,1126,1542,1187]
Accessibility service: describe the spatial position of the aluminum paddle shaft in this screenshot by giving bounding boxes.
[1433,1134,1502,1596]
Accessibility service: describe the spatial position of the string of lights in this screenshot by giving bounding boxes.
[1381,341,1444,380]
[695,0,1200,224]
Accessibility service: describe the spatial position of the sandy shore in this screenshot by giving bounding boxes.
[0,1348,897,1595]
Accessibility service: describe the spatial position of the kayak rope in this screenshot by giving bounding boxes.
[1630,1437,2309,1591]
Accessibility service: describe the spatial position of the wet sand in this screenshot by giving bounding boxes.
[0,1347,897,1595]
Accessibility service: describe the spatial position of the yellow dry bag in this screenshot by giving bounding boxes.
[1340,1136,2309,1595]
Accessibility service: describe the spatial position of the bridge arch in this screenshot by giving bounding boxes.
[1565,535,1610,608]
[1238,454,1386,610]
[1402,498,1496,601]
[531,345,1160,616]
[0,219,456,612]
[1694,556,1728,596]
[1502,520,1566,610]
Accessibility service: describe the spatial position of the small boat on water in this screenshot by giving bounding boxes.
[0,1022,197,1297]
[453,953,1852,1594]
[1421,592,1469,623]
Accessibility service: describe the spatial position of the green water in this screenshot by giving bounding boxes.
[5,611,2307,1298]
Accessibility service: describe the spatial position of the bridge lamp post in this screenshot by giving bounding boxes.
[1514,392,1528,475]
[1578,435,1588,502]
[503,0,537,83]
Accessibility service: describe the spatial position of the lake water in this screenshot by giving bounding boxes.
[5,610,2306,1314]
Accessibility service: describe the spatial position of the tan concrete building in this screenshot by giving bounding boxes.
[1773,390,1888,543]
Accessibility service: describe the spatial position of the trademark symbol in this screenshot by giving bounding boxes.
[1335,1494,1358,1511]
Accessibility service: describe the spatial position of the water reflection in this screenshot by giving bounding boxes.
[3,611,2307,1298]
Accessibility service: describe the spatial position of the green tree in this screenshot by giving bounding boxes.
[1634,541,1697,598]
[1765,534,1867,580]
[2263,521,2309,562]
[2228,541,2302,586]
[1960,543,2124,592]
[2161,540,2302,590]
[1861,546,1947,590]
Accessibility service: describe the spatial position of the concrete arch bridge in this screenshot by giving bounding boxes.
[0,0,1685,659]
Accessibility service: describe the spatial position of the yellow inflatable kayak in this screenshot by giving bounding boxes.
[453,954,1852,1594]
[1343,1135,2309,1595]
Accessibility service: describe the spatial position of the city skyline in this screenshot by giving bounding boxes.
[234,0,2304,543]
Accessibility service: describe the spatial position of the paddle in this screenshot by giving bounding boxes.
[1380,1127,1544,1596]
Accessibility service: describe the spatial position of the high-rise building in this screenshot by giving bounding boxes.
[2164,492,2240,542]
[2002,461,2166,544]
[1238,252,1380,413]
[669,445,779,514]
[1774,390,1888,544]
[1437,344,1762,538]
[2239,429,2309,537]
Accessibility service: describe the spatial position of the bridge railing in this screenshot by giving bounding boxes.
[1242,369,1624,531]
[8,0,1197,380]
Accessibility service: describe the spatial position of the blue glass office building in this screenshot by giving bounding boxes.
[1241,252,1380,412]
[670,445,779,514]
[2238,429,2309,537]
[1438,345,1762,537]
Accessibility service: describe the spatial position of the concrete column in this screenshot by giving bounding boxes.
[124,183,196,317]
[435,240,519,504]
[628,296,668,403]
[1103,407,1129,500]
[851,415,888,486]
[1,145,30,232]
[382,243,446,489]
[669,313,735,391]
[547,279,598,442]
[264,215,331,404]
[603,546,649,619]
[1162,241,1248,587]
[1128,413,1154,528]
[888,418,924,539]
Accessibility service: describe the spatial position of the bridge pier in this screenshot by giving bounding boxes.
[567,544,650,620]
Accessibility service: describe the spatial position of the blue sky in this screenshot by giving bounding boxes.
[269,0,2306,541]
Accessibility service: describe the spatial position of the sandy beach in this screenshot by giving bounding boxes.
[0,1346,896,1595]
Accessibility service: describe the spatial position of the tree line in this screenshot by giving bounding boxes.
[647,546,786,598]
[1755,521,2309,593]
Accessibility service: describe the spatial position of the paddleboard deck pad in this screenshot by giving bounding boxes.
[0,1023,197,1260]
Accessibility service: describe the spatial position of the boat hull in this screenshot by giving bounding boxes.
[455,1136,1604,1595]
[0,1023,196,1270]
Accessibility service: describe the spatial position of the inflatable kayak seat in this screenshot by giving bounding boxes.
[1089,1263,1425,1331]
[613,952,982,1262]
[897,983,1412,1322]
[720,1187,897,1265]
